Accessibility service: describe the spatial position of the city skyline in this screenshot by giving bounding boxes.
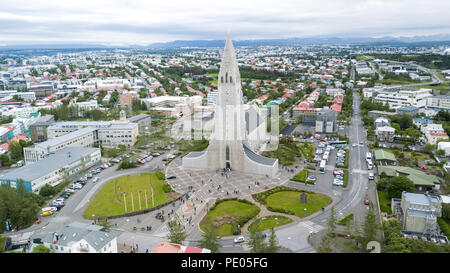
[1,0,450,46]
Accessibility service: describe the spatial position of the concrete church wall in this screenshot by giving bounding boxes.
[244,155,278,178]
[182,152,209,169]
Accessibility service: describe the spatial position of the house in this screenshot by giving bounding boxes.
[377,166,441,191]
[399,192,441,234]
[41,222,118,253]
[421,123,449,144]
[374,117,391,128]
[375,126,395,142]
[374,149,396,165]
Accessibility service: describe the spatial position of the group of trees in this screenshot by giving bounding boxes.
[39,104,109,121]
[376,176,415,199]
[0,182,45,232]
[318,206,380,253]
[6,139,34,163]
[383,218,450,253]
[131,99,148,113]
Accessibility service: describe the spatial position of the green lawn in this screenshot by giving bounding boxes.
[265,191,331,218]
[199,199,260,237]
[291,169,308,183]
[83,172,175,218]
[343,169,349,188]
[248,215,293,233]
[378,190,392,214]
[262,141,302,166]
[0,236,5,253]
[299,143,315,161]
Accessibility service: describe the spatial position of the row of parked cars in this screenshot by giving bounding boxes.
[137,152,161,164]
[336,149,346,167]
[41,163,108,216]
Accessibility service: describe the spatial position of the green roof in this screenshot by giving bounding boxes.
[374,149,396,162]
[377,166,440,187]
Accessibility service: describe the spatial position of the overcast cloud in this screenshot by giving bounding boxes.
[0,0,449,45]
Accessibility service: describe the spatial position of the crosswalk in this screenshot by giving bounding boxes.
[299,220,323,233]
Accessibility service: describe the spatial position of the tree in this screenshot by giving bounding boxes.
[266,228,281,253]
[198,226,221,253]
[398,115,413,130]
[39,184,56,198]
[386,176,415,199]
[32,244,53,253]
[342,218,359,253]
[0,154,11,167]
[436,149,445,157]
[317,206,336,253]
[98,216,113,232]
[424,144,435,154]
[167,218,187,244]
[360,204,379,251]
[248,229,268,253]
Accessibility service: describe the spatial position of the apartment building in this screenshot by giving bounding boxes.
[421,123,449,144]
[29,114,55,142]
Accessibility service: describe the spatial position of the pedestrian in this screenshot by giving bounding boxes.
[146,249,149,253]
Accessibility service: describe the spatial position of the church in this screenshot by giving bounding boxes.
[182,35,279,177]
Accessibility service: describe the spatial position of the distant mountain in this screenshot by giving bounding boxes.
[146,34,450,48]
[1,34,449,50]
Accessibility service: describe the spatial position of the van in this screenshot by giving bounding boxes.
[366,152,372,160]
[368,172,374,180]
[41,207,53,216]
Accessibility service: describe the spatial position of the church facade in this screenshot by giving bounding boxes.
[182,35,278,177]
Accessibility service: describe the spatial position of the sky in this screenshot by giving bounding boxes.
[0,0,449,45]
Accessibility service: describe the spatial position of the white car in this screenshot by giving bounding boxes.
[65,188,75,193]
[234,236,245,243]
[73,183,83,189]
[92,177,99,183]
[352,144,357,147]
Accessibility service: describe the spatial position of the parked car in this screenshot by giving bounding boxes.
[306,175,316,183]
[65,188,75,193]
[234,236,245,243]
[364,199,370,205]
[92,177,99,183]
[73,183,83,189]
[167,176,177,179]
[138,160,145,164]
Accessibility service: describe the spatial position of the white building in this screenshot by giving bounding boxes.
[0,147,101,193]
[437,142,450,156]
[426,95,450,112]
[41,222,118,253]
[421,123,449,144]
[400,192,441,234]
[373,88,433,109]
[24,127,96,163]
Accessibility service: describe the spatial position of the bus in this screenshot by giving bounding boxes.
[323,151,330,162]
[319,160,326,172]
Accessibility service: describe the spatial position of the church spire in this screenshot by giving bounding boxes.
[218,34,240,85]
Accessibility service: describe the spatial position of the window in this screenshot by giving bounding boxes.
[225,72,228,83]
[230,76,232,83]
[226,145,230,161]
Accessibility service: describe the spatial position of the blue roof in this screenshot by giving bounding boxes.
[413,118,433,124]
[398,106,418,111]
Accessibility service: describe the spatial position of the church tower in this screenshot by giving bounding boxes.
[206,35,247,171]
[181,35,278,177]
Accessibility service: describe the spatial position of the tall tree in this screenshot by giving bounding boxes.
[266,228,281,253]
[360,204,379,252]
[32,244,53,253]
[248,230,267,253]
[98,216,113,232]
[167,218,187,245]
[318,206,336,253]
[386,176,415,199]
[198,226,221,253]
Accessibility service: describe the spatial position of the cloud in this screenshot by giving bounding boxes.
[0,0,449,44]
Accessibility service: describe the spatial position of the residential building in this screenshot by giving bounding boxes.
[41,222,118,253]
[315,108,337,133]
[377,166,441,191]
[29,83,54,98]
[0,147,101,193]
[421,123,449,144]
[374,117,391,128]
[374,149,397,165]
[119,91,138,107]
[400,192,441,234]
[375,126,395,142]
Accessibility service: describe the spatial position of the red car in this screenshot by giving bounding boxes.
[137,160,145,164]
[364,199,370,205]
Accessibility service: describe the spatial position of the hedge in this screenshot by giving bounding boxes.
[343,169,349,188]
[337,213,354,225]
[291,169,308,183]
[252,186,315,205]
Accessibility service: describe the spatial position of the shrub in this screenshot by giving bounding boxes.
[162,183,174,193]
[291,169,308,183]
[337,213,354,225]
[155,171,165,180]
[438,218,450,237]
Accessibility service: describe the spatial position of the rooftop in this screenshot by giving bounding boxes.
[35,127,96,149]
[0,147,100,182]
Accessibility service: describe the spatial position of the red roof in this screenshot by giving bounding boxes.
[330,104,342,112]
[257,94,269,100]
[332,97,343,104]
[184,246,203,253]
[430,133,448,137]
